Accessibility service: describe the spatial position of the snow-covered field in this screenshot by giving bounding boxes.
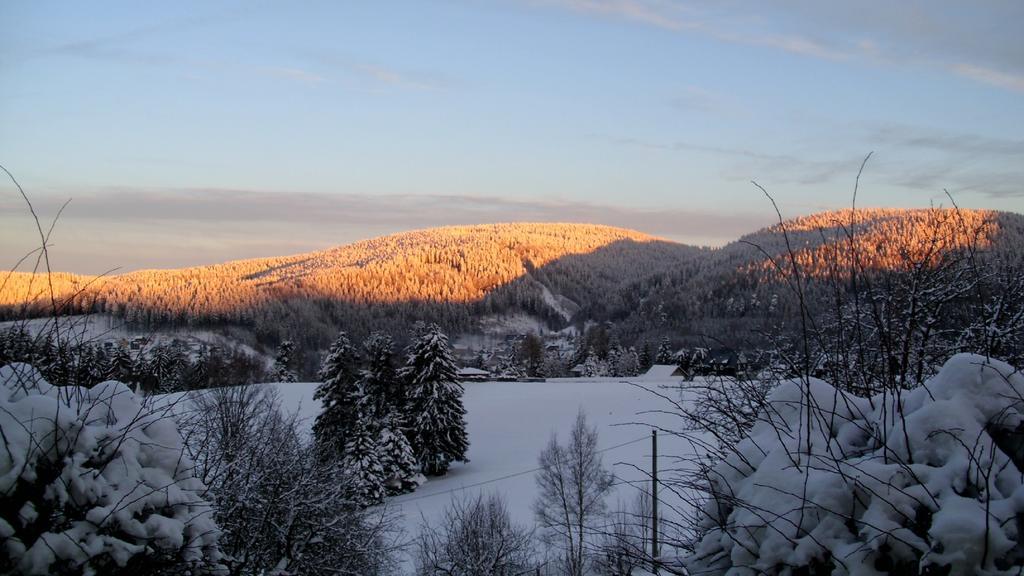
[262,376,698,567]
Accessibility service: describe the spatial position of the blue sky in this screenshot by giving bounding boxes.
[1,1,1022,273]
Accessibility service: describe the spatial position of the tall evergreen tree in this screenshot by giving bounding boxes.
[312,331,361,458]
[638,340,653,372]
[582,349,608,377]
[520,333,544,377]
[656,337,674,365]
[108,344,136,384]
[342,409,387,505]
[378,413,421,494]
[272,339,298,383]
[148,344,182,394]
[360,332,399,417]
[188,346,210,390]
[402,324,469,476]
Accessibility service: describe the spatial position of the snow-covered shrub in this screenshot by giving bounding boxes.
[687,354,1024,575]
[0,362,222,575]
[182,384,398,575]
[416,492,536,576]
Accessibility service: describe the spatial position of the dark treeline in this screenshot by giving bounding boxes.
[0,325,267,392]
[4,211,1024,372]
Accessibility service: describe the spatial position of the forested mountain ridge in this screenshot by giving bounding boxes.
[0,223,697,345]
[2,210,1021,353]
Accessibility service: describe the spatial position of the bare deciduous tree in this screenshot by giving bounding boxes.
[534,410,614,576]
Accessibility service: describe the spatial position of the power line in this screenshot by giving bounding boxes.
[390,434,651,505]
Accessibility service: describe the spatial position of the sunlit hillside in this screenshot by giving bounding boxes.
[3,210,1021,353]
[740,208,1003,279]
[0,222,669,321]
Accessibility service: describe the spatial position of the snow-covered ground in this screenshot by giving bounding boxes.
[260,375,697,568]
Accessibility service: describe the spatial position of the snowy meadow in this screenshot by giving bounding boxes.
[176,375,701,571]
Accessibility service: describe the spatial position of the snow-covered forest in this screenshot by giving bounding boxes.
[4,209,1024,379]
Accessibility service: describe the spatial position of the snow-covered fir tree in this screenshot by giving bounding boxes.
[655,337,674,365]
[360,331,400,417]
[616,346,640,377]
[272,339,298,383]
[313,332,361,458]
[582,350,609,377]
[378,414,422,494]
[542,350,567,378]
[606,345,623,376]
[638,340,653,372]
[497,347,525,378]
[342,409,387,505]
[402,323,469,476]
[188,346,210,390]
[147,344,182,394]
[108,344,136,384]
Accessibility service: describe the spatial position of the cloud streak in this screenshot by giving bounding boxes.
[538,0,696,31]
[951,63,1024,94]
[0,189,771,273]
[532,0,1024,94]
[600,129,1024,199]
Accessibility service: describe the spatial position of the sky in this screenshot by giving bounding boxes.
[1,1,1022,274]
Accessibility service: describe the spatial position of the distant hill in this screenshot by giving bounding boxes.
[3,210,1022,354]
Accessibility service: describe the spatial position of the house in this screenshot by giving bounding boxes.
[642,364,688,380]
[456,367,491,382]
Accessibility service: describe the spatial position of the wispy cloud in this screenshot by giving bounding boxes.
[951,63,1024,94]
[668,86,747,116]
[711,31,851,61]
[0,188,770,273]
[352,63,438,90]
[538,0,695,31]
[600,128,1024,199]
[258,66,327,85]
[601,135,859,185]
[872,125,1024,158]
[532,0,857,60]
[529,1,1024,94]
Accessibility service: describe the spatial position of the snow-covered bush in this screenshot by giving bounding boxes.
[687,354,1024,575]
[0,362,222,575]
[182,384,398,575]
[416,492,536,576]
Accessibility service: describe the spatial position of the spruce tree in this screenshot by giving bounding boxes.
[360,332,399,417]
[638,340,653,372]
[402,324,469,476]
[313,331,361,459]
[272,340,298,383]
[148,344,181,394]
[342,410,387,505]
[188,347,210,390]
[108,344,136,385]
[378,414,421,494]
[582,350,608,377]
[606,345,623,377]
[656,337,674,365]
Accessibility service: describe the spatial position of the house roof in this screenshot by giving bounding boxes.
[642,364,686,379]
[456,367,490,376]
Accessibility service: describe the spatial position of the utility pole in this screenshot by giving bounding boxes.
[652,429,659,574]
